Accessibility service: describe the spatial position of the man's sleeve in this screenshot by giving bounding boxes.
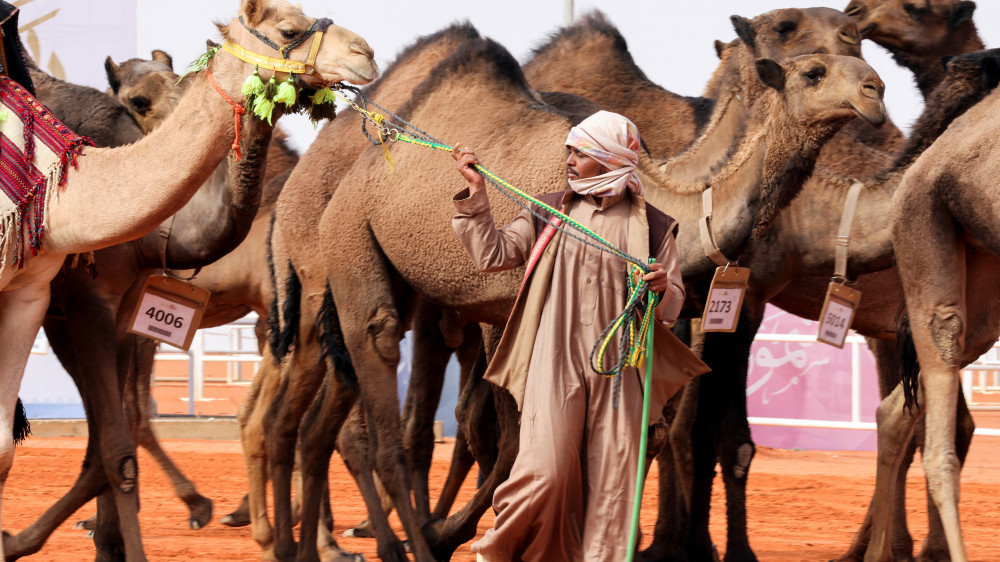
[452,187,534,272]
[653,228,685,324]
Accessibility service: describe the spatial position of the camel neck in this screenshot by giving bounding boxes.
[42,51,273,255]
[890,29,985,99]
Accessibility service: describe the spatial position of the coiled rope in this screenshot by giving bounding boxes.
[331,85,660,382]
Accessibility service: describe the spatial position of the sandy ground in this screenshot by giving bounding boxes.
[3,430,1000,561]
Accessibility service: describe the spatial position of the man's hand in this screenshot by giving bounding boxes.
[452,143,485,194]
[643,262,670,294]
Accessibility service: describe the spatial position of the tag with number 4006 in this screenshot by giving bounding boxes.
[128,275,211,351]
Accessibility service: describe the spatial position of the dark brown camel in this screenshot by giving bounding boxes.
[306,28,883,559]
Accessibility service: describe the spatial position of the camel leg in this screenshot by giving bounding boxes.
[132,336,213,530]
[640,390,691,561]
[338,402,408,562]
[430,322,484,520]
[296,362,366,562]
[328,281,436,562]
[403,301,456,526]
[684,306,762,562]
[423,326,516,560]
[239,348,282,550]
[343,470,393,539]
[268,289,339,560]
[917,391,975,561]
[892,200,968,562]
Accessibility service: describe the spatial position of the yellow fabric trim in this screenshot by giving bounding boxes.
[222,39,306,74]
[303,31,323,68]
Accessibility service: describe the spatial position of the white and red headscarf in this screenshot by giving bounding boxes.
[564,110,644,197]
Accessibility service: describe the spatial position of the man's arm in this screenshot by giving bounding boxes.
[451,144,533,272]
[644,232,685,324]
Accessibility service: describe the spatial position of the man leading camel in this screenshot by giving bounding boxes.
[451,110,703,561]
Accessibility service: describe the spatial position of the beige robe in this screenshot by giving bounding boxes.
[453,187,709,561]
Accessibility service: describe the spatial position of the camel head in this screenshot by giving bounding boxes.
[105,50,180,135]
[941,47,1000,90]
[731,7,863,61]
[219,0,378,88]
[844,0,977,54]
[755,53,886,129]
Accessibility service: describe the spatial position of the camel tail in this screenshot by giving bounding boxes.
[896,311,920,415]
[268,261,302,363]
[316,285,358,392]
[13,398,31,446]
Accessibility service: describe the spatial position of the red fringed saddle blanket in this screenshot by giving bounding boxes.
[0,74,92,275]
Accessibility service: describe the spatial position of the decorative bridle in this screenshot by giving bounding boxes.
[224,16,334,82]
[180,14,341,159]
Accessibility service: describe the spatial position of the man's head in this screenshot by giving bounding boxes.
[564,110,644,197]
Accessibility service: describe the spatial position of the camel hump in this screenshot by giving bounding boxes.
[406,37,529,106]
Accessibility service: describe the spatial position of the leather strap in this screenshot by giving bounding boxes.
[158,216,201,281]
[699,186,734,267]
[834,182,864,280]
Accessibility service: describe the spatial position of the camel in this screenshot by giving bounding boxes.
[238,23,477,562]
[885,68,1000,562]
[301,29,884,559]
[30,49,289,543]
[0,1,376,559]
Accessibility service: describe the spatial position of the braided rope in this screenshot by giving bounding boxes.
[332,86,661,379]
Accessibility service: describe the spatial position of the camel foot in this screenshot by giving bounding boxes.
[375,540,408,562]
[422,518,468,561]
[73,515,96,531]
[638,543,686,561]
[341,521,375,539]
[185,494,213,530]
[220,494,251,527]
[723,544,755,562]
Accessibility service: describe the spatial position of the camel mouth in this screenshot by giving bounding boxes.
[333,59,380,86]
[851,100,886,126]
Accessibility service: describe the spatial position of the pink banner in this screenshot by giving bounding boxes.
[747,305,881,451]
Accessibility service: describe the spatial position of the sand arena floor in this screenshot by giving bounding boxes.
[4,430,1000,561]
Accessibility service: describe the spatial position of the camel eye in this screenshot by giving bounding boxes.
[803,66,826,84]
[129,96,151,114]
[902,3,927,20]
[279,27,298,41]
[775,20,796,36]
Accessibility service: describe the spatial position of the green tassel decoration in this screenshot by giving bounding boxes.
[273,76,297,107]
[262,77,278,101]
[177,46,220,84]
[253,95,277,125]
[310,87,337,106]
[241,67,265,98]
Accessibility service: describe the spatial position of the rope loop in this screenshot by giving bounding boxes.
[205,68,246,160]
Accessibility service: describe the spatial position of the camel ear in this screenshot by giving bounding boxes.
[242,0,265,26]
[105,56,122,94]
[206,39,221,50]
[755,58,785,90]
[981,55,1000,89]
[949,1,976,30]
[714,40,726,59]
[151,50,173,71]
[940,55,955,72]
[731,15,756,51]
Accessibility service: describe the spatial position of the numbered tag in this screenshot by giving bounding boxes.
[128,275,211,351]
[817,282,862,348]
[702,266,750,333]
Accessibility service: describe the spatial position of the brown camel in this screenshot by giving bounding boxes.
[653,6,989,560]
[885,66,1000,562]
[38,49,291,541]
[242,23,477,562]
[0,2,376,560]
[307,30,883,559]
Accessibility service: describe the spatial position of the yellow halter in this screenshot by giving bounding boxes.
[221,32,324,78]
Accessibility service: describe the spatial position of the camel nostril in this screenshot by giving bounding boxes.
[844,2,863,17]
[859,22,876,38]
[839,29,860,45]
[350,40,374,59]
[861,82,880,99]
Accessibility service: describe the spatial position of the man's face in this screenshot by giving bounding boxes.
[566,147,607,181]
